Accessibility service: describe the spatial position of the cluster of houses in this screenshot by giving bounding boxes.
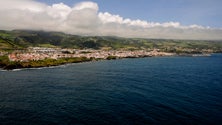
[8,47,175,62]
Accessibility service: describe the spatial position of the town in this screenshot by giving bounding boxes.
[8,47,175,62]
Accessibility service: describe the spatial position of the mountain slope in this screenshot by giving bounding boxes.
[0,30,222,52]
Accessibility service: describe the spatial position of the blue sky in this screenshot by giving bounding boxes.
[36,0,222,28]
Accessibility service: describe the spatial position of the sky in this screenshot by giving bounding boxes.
[37,0,222,28]
[0,0,222,40]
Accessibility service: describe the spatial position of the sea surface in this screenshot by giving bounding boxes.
[0,54,222,125]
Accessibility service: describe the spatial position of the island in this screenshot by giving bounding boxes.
[0,30,221,70]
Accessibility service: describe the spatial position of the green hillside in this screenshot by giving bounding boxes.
[0,30,222,53]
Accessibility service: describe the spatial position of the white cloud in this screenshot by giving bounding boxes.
[73,1,98,11]
[0,0,46,12]
[0,0,221,40]
[99,12,123,24]
[46,3,71,20]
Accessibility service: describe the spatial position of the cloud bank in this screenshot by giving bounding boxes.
[0,0,222,40]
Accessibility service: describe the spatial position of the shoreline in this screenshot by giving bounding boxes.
[0,52,212,70]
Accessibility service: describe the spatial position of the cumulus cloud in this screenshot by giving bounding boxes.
[0,0,221,40]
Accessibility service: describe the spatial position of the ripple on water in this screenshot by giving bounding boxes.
[0,55,222,124]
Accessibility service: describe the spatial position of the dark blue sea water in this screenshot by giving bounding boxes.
[0,54,222,125]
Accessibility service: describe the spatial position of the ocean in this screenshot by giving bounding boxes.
[0,54,222,125]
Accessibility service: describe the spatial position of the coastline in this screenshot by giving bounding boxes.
[0,51,212,70]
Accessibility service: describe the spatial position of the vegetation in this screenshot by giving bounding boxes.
[106,56,118,60]
[0,30,222,53]
[0,56,92,70]
[0,30,222,70]
[0,56,10,67]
